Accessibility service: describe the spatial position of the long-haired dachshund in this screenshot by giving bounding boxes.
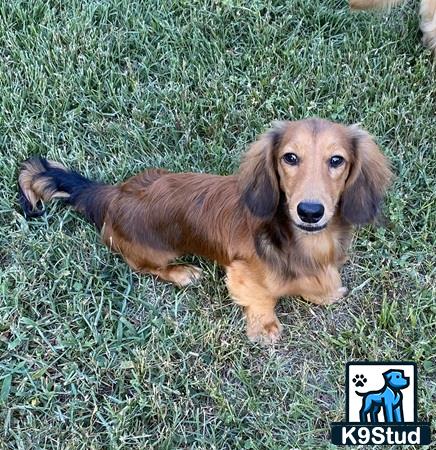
[19,119,392,344]
[350,0,436,56]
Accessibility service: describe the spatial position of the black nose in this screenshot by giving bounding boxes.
[297,202,325,223]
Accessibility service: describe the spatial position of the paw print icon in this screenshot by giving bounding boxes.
[352,374,367,387]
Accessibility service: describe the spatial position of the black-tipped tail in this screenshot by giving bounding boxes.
[18,157,114,229]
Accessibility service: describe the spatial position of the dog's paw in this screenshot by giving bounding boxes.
[170,264,203,287]
[303,286,348,305]
[327,286,349,303]
[246,316,283,345]
[353,374,367,388]
[337,286,349,298]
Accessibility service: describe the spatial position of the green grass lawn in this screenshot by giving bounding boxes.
[1,0,435,448]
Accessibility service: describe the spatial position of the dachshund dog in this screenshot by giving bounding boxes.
[350,0,436,56]
[18,119,392,344]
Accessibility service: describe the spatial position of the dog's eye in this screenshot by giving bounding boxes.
[329,155,345,168]
[283,153,299,166]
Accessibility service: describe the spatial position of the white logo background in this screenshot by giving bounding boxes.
[347,363,415,423]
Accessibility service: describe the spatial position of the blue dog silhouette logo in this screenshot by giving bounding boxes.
[347,363,415,423]
[331,362,431,445]
[357,369,409,423]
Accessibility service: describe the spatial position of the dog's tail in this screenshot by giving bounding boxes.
[18,157,115,230]
[350,0,405,9]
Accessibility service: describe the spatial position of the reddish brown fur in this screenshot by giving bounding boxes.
[19,119,392,344]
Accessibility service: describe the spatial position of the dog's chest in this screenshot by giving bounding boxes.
[254,221,348,280]
[297,233,336,266]
[392,391,401,406]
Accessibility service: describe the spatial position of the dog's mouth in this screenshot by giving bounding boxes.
[294,222,328,233]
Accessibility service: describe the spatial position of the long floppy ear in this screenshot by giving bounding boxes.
[341,126,393,225]
[238,122,286,219]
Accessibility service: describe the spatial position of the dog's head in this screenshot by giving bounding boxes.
[239,119,392,232]
[383,369,410,390]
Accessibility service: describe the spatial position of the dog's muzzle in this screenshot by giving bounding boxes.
[296,223,327,232]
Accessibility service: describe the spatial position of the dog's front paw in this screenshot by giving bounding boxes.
[303,286,348,305]
[246,315,283,345]
[335,286,349,301]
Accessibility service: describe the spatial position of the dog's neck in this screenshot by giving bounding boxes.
[387,386,402,395]
[293,227,335,263]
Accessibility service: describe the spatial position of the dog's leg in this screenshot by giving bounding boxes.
[394,406,403,422]
[360,407,368,423]
[226,261,282,344]
[108,236,202,287]
[287,265,348,305]
[383,404,394,422]
[371,406,380,423]
[130,258,202,287]
[360,396,376,423]
[420,0,436,54]
[244,299,281,345]
[150,265,203,287]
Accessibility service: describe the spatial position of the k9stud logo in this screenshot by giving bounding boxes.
[331,362,431,445]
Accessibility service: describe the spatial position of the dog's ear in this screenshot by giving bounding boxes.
[341,125,393,225]
[238,122,286,219]
[383,371,392,381]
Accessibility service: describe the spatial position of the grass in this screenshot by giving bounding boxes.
[0,0,435,448]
